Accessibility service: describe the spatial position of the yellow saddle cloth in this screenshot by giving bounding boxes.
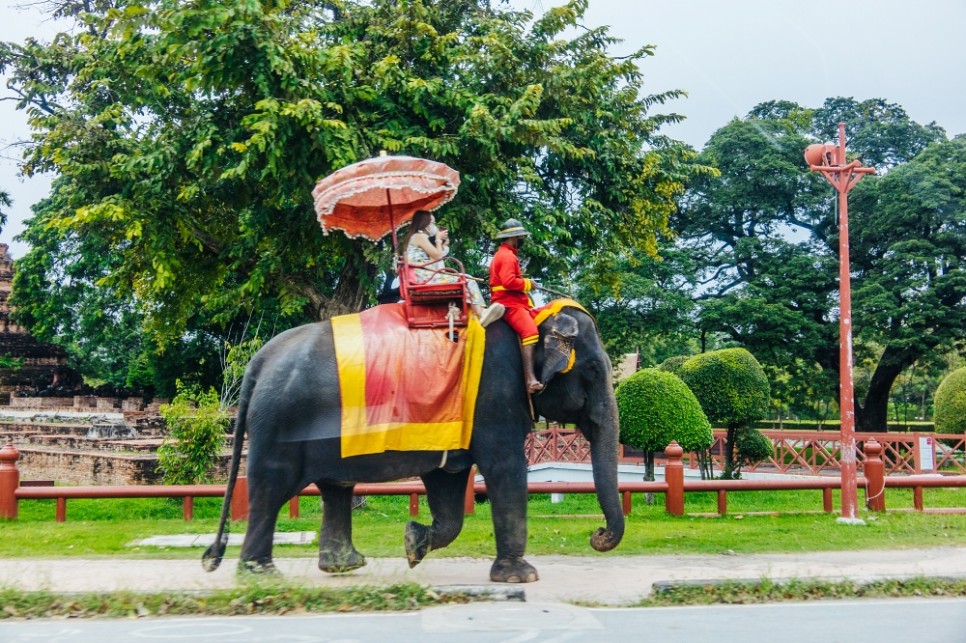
[331,303,486,457]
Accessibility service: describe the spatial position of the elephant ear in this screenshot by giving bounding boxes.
[540,312,580,384]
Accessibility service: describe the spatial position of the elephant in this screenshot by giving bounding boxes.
[202,303,624,583]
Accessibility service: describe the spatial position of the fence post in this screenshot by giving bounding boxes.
[863,438,886,512]
[183,496,194,521]
[409,493,419,517]
[664,441,684,516]
[0,443,20,519]
[231,476,249,521]
[464,466,476,515]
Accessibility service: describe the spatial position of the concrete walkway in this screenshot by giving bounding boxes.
[2,546,966,605]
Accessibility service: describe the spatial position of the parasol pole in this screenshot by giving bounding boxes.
[387,188,398,254]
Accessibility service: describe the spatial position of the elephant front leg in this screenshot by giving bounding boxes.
[479,459,538,583]
[405,467,470,568]
[318,484,367,573]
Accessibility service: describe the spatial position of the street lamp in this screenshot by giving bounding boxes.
[805,123,875,524]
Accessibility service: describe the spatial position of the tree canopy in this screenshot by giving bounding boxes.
[674,98,960,431]
[3,0,705,393]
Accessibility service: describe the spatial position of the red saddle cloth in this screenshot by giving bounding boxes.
[330,303,486,457]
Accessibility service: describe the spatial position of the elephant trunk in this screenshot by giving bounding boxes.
[588,417,625,552]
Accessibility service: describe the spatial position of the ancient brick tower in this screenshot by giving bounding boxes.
[0,243,78,402]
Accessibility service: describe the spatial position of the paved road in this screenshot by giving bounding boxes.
[2,599,965,642]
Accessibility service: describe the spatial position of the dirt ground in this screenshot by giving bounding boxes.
[3,547,966,605]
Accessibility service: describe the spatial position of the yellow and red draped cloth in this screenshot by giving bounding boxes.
[533,298,591,326]
[331,303,486,457]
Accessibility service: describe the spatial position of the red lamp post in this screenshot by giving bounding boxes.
[805,123,875,523]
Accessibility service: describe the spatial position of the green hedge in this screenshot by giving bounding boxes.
[616,368,712,453]
[680,348,770,428]
[934,367,966,435]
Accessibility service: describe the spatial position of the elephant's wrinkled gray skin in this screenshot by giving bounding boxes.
[203,305,624,583]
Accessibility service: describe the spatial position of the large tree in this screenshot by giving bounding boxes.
[677,98,960,431]
[2,0,703,391]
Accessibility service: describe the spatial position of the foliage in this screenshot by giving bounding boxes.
[680,348,770,479]
[676,97,959,432]
[657,354,690,377]
[735,428,773,477]
[3,0,708,390]
[0,355,23,371]
[577,244,707,365]
[933,367,966,435]
[0,189,9,230]
[680,348,770,428]
[616,368,712,454]
[156,382,230,485]
[219,316,267,410]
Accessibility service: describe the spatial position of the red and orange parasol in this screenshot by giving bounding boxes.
[312,155,460,249]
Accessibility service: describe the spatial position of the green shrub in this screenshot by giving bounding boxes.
[617,368,712,454]
[680,348,770,427]
[736,428,773,475]
[657,355,689,378]
[0,355,23,371]
[934,367,966,435]
[681,348,770,479]
[156,382,230,485]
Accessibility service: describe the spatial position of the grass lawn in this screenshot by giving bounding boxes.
[1,487,963,559]
[2,489,964,617]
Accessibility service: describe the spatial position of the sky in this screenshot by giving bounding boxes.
[1,0,965,259]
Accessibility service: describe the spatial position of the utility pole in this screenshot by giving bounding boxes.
[805,123,875,524]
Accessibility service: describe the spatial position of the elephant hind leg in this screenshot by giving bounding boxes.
[240,466,302,571]
[318,483,366,574]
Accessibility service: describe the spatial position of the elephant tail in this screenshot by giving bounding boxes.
[202,389,249,572]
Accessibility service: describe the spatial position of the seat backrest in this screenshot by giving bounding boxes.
[397,257,469,328]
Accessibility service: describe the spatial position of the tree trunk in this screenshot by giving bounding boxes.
[644,451,655,505]
[299,247,381,321]
[858,345,920,432]
[722,425,738,479]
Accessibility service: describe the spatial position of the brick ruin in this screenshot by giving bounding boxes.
[0,243,239,484]
[0,243,81,404]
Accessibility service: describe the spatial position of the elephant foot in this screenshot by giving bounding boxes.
[490,557,539,583]
[237,559,280,577]
[319,549,367,574]
[405,521,432,568]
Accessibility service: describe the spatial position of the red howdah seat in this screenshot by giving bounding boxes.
[398,257,470,329]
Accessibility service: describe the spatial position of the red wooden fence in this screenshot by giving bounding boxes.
[4,439,966,522]
[528,426,966,476]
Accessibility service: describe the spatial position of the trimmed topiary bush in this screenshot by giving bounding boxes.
[617,368,712,484]
[735,428,773,477]
[934,367,966,435]
[680,347,770,479]
[657,355,690,378]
